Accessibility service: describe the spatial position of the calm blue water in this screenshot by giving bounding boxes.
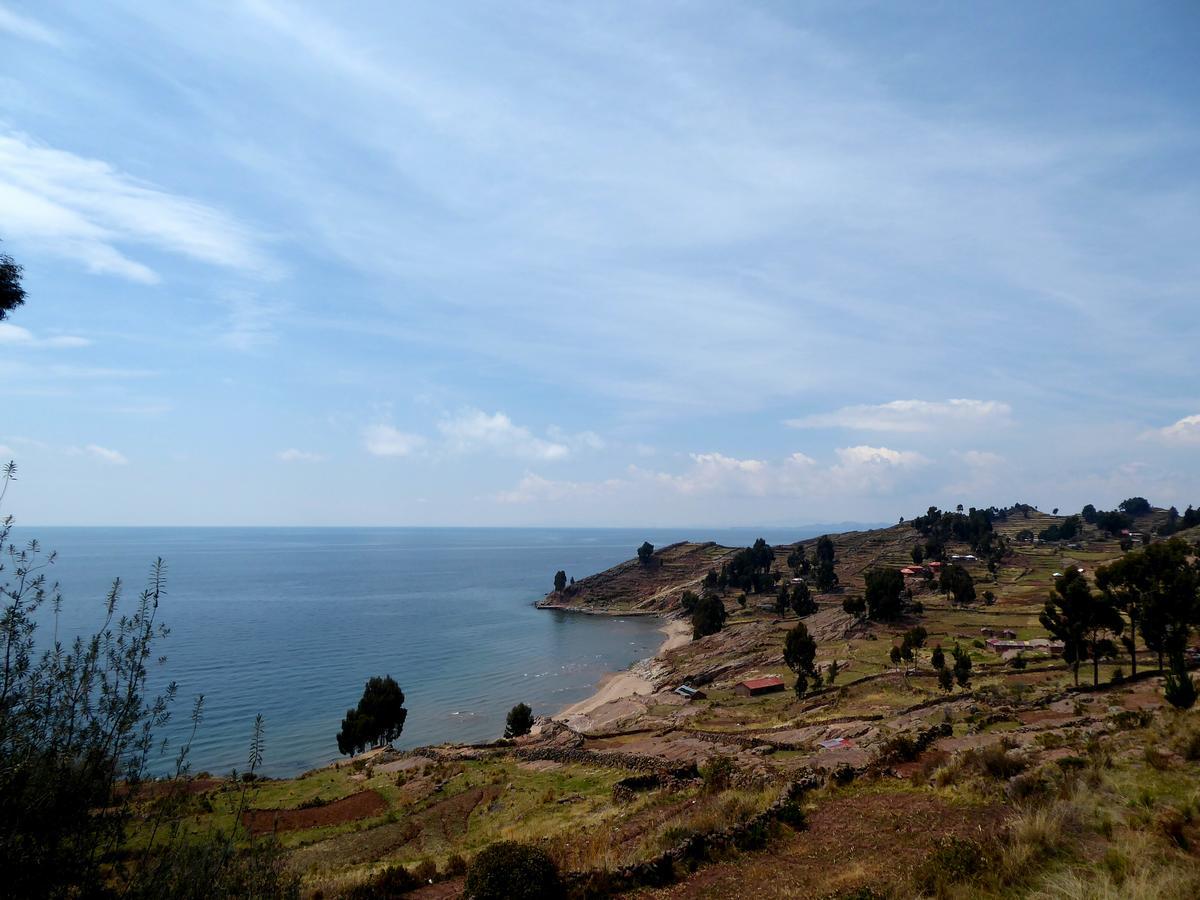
[18,527,821,776]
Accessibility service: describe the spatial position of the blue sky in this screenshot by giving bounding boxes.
[1,1,1197,526]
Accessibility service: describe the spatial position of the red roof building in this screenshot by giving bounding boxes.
[735,676,786,697]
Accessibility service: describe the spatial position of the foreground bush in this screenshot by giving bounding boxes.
[463,841,563,900]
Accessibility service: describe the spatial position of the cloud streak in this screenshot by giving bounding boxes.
[0,131,273,283]
[0,323,90,348]
[787,400,1012,433]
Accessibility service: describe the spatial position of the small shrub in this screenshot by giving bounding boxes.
[830,762,857,786]
[463,841,563,900]
[443,854,467,878]
[1007,768,1055,802]
[1010,653,1027,670]
[733,820,769,851]
[878,734,919,765]
[1164,667,1198,710]
[1055,755,1086,772]
[412,859,437,883]
[1158,807,1189,850]
[839,890,885,900]
[345,866,419,899]
[1111,709,1151,729]
[1101,847,1128,883]
[970,741,1026,780]
[297,796,330,810]
[700,755,735,794]
[914,836,988,894]
[1144,747,1173,771]
[776,800,806,829]
[1174,725,1200,761]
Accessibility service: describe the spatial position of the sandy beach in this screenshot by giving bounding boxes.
[555,617,689,720]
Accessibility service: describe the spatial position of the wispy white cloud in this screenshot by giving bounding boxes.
[787,400,1011,433]
[437,410,570,461]
[496,442,927,514]
[277,448,324,462]
[83,444,128,465]
[1144,413,1200,447]
[496,472,624,504]
[0,131,273,283]
[0,4,63,47]
[363,424,426,457]
[0,322,90,348]
[218,291,284,350]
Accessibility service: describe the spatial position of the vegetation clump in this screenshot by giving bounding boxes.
[505,702,534,738]
[463,840,563,900]
[336,675,408,756]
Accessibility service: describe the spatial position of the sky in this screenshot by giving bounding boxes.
[0,1,1197,527]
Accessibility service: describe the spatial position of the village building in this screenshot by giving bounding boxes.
[734,676,785,697]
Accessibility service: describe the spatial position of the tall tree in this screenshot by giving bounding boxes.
[814,559,839,592]
[691,594,727,640]
[940,564,976,605]
[864,567,905,620]
[336,675,408,755]
[505,703,534,738]
[790,580,816,616]
[816,535,835,566]
[637,541,655,566]
[784,622,818,696]
[0,243,25,321]
[553,570,567,592]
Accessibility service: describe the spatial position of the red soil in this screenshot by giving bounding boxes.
[241,789,388,835]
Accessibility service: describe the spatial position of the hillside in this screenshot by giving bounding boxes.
[537,541,739,613]
[128,506,1200,898]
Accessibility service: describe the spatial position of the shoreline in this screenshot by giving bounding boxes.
[554,616,690,721]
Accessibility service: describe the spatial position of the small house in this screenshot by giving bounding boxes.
[673,684,706,701]
[735,676,786,697]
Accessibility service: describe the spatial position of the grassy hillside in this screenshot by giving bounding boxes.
[128,508,1200,898]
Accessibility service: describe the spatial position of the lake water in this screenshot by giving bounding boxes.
[19,526,822,776]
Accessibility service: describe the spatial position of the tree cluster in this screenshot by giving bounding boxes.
[939,563,976,606]
[1159,505,1200,537]
[786,545,810,576]
[909,506,995,553]
[1038,515,1081,543]
[811,535,839,591]
[909,505,1009,572]
[718,538,778,594]
[336,676,408,756]
[1094,538,1199,691]
[863,567,911,621]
